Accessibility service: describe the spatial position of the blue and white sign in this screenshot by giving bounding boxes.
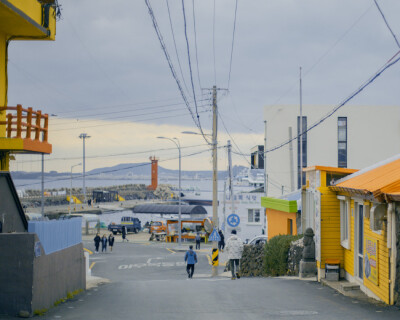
[227,214,240,227]
[208,229,221,242]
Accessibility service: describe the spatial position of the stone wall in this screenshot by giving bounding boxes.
[0,233,85,317]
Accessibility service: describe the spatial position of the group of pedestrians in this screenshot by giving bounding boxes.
[184,229,243,280]
[93,233,115,253]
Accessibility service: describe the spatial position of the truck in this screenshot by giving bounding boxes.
[149,221,167,234]
[108,217,141,235]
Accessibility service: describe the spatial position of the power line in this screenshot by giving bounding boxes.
[14,146,225,188]
[192,0,202,90]
[14,143,208,163]
[144,0,211,145]
[51,109,211,132]
[373,0,400,48]
[166,0,192,96]
[227,0,238,89]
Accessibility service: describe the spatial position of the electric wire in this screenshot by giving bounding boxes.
[14,143,208,163]
[14,146,225,188]
[166,0,192,96]
[192,0,202,90]
[373,0,400,48]
[144,0,211,145]
[227,0,238,89]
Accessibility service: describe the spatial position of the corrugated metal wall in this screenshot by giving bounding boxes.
[28,218,82,255]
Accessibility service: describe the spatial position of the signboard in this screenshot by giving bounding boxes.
[365,237,378,285]
[208,229,221,242]
[227,214,240,228]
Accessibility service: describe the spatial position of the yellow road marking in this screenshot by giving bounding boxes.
[89,262,96,270]
[207,254,212,265]
[166,248,176,254]
[84,248,93,255]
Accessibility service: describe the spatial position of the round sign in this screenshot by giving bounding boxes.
[203,218,213,233]
[227,214,240,227]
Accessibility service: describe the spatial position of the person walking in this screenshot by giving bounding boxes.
[195,232,201,250]
[122,226,128,242]
[101,234,108,252]
[93,233,101,253]
[184,245,198,279]
[218,230,225,252]
[108,233,115,252]
[225,230,244,280]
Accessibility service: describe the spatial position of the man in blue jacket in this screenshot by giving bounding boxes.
[184,245,198,279]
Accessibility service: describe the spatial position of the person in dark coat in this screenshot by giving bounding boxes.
[108,234,115,252]
[94,233,101,253]
[122,226,128,242]
[184,245,198,279]
[218,230,225,252]
[101,234,108,252]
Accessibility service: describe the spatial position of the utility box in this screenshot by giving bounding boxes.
[325,260,340,281]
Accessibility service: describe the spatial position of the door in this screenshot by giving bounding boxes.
[355,203,364,280]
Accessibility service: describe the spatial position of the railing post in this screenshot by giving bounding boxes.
[26,107,33,139]
[43,114,49,142]
[16,104,22,138]
[35,110,42,141]
[7,113,12,138]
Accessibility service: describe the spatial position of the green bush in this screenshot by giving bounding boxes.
[264,234,303,276]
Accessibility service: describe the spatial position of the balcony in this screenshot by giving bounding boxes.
[0,104,51,154]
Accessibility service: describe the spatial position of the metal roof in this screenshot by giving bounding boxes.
[132,204,207,215]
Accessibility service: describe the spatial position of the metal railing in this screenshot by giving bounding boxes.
[0,104,49,142]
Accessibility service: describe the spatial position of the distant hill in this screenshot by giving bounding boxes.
[11,163,247,180]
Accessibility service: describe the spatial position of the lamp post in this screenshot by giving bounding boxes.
[79,133,91,205]
[157,136,181,245]
[69,163,82,214]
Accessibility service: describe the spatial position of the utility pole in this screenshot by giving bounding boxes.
[289,127,294,192]
[212,85,218,277]
[79,133,91,205]
[222,180,226,232]
[264,121,267,196]
[299,67,303,189]
[227,140,234,216]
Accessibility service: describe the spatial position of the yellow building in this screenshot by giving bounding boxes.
[0,0,58,170]
[303,159,400,305]
[261,197,298,239]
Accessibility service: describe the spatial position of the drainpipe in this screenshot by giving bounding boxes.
[390,203,397,305]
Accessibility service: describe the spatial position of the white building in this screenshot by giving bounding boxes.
[264,104,400,197]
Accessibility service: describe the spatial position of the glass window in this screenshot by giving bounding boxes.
[248,209,254,223]
[340,199,349,249]
[338,117,347,168]
[254,209,260,222]
[297,116,307,189]
[248,209,260,223]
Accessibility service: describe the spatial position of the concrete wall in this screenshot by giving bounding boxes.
[0,233,85,317]
[0,175,26,232]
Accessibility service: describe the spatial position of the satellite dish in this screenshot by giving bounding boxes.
[204,218,213,233]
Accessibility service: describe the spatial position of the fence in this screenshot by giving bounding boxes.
[28,218,82,255]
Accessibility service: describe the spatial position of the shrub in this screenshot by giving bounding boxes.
[264,234,303,276]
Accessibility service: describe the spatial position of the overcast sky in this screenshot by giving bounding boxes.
[7,0,400,174]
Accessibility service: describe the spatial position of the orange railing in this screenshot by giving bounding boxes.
[0,105,49,142]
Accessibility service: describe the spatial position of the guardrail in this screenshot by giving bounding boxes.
[0,104,49,142]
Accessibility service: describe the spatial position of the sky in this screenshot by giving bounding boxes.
[6,0,400,174]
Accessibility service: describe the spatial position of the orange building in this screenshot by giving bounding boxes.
[261,197,298,239]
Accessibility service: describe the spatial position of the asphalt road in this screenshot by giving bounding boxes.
[6,240,400,319]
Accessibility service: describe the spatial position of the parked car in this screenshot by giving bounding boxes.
[247,235,267,246]
[108,217,141,234]
[149,221,166,234]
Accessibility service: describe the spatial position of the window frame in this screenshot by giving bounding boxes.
[247,208,261,224]
[338,195,350,249]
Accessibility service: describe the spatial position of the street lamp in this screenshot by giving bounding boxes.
[79,133,91,205]
[69,163,82,214]
[157,136,182,246]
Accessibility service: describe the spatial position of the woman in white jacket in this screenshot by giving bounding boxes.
[225,230,244,280]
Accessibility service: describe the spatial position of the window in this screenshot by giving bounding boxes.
[338,117,347,168]
[339,197,350,249]
[297,116,307,188]
[248,209,261,223]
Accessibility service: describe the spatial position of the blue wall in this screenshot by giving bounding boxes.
[28,218,82,255]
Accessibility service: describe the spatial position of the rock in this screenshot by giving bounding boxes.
[287,237,304,275]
